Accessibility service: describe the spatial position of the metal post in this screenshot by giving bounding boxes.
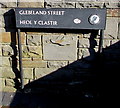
[98,30,104,54]
[17,29,24,89]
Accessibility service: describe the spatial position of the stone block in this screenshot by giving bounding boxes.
[35,68,58,79]
[0,8,10,15]
[0,67,2,74]
[0,78,5,88]
[50,2,64,8]
[78,38,90,48]
[104,17,119,39]
[2,86,16,92]
[23,68,33,79]
[0,34,1,41]
[0,45,2,56]
[103,39,111,48]
[76,1,119,8]
[18,0,44,7]
[2,57,11,67]
[83,33,91,38]
[78,48,82,59]
[22,46,42,58]
[0,1,17,8]
[26,32,42,35]
[64,2,75,8]
[45,0,62,7]
[22,60,47,68]
[81,48,96,61]
[1,32,11,43]
[82,48,90,58]
[23,79,29,85]
[35,67,74,80]
[111,39,120,48]
[107,9,120,17]
[0,15,5,28]
[0,28,6,33]
[0,57,2,67]
[27,35,41,46]
[76,2,104,8]
[45,0,62,3]
[5,79,15,87]
[47,61,68,68]
[2,67,15,79]
[2,45,14,56]
[43,35,77,60]
[1,32,25,44]
[104,2,119,8]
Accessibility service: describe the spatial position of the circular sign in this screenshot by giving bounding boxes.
[74,18,81,24]
[89,15,100,25]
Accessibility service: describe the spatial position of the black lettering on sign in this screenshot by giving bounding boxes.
[15,8,106,30]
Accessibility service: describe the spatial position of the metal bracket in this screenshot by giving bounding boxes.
[98,30,104,54]
[17,29,24,89]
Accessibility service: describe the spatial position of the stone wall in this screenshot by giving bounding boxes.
[0,0,120,92]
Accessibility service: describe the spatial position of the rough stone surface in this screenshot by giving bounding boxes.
[0,45,2,56]
[27,35,41,46]
[64,2,76,8]
[23,68,33,79]
[103,39,111,48]
[2,45,14,56]
[1,32,11,43]
[104,17,119,39]
[78,38,90,48]
[76,2,104,8]
[80,48,97,61]
[5,79,15,87]
[83,33,91,38]
[0,67,2,73]
[0,2,17,8]
[43,35,78,60]
[0,16,4,28]
[22,46,42,58]
[111,39,119,46]
[2,86,16,92]
[0,78,5,88]
[104,2,119,8]
[2,57,11,67]
[0,57,2,67]
[35,67,74,80]
[18,0,44,7]
[0,32,2,43]
[0,8,10,15]
[22,60,47,68]
[82,48,90,58]
[0,32,25,44]
[107,9,120,17]
[35,68,58,79]
[23,79,29,85]
[78,48,82,59]
[2,67,15,79]
[47,61,68,68]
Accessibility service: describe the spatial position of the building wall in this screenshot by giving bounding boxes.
[0,0,120,92]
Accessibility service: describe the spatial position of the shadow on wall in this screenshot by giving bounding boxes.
[4,9,21,89]
[3,9,119,108]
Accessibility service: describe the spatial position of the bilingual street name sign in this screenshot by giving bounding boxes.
[15,8,106,30]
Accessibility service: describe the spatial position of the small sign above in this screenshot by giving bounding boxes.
[15,8,106,30]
